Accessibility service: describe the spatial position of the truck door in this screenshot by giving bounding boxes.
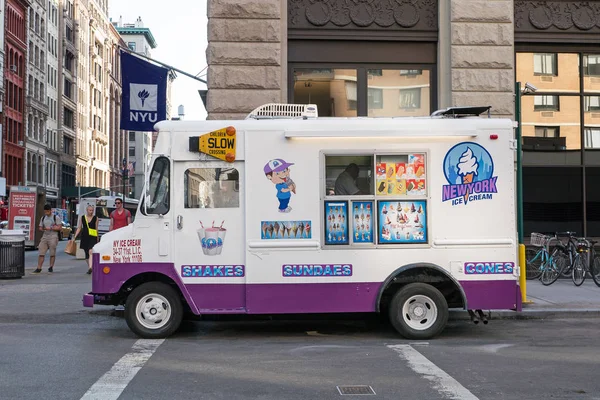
[173,160,246,311]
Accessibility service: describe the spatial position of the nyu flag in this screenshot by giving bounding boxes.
[120,51,169,131]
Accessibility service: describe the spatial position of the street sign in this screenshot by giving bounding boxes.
[198,126,236,162]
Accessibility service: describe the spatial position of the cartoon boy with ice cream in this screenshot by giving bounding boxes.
[457,147,478,205]
[264,158,296,213]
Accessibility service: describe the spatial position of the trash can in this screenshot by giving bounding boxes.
[0,230,26,279]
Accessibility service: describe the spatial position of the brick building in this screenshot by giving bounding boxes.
[3,0,29,187]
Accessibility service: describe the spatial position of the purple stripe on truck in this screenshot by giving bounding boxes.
[246,283,380,314]
[460,279,519,311]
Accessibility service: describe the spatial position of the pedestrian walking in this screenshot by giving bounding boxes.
[73,205,98,274]
[109,198,131,231]
[33,205,61,274]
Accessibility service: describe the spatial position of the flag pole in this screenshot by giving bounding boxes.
[119,46,207,84]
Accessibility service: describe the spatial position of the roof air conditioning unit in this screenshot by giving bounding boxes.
[18,140,24,146]
[10,65,17,72]
[246,103,318,120]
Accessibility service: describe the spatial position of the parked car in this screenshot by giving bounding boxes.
[58,221,72,241]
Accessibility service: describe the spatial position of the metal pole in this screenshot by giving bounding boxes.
[119,46,207,84]
[122,158,127,200]
[515,82,524,243]
[515,81,529,304]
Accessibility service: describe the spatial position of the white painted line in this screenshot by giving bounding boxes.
[387,345,479,400]
[80,339,164,400]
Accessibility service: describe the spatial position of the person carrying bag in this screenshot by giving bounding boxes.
[73,205,98,274]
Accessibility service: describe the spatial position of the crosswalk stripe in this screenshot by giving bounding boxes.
[388,344,479,400]
[80,339,164,400]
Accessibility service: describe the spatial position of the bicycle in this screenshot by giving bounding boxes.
[526,233,553,280]
[527,233,565,286]
[587,239,600,287]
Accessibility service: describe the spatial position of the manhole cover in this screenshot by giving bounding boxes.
[337,385,376,395]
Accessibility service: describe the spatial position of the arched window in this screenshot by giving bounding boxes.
[33,117,38,141]
[28,114,32,137]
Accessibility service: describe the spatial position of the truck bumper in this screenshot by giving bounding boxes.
[82,293,94,308]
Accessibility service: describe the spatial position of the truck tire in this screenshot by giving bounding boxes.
[389,283,448,340]
[125,282,183,339]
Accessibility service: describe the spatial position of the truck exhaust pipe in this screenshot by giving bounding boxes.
[476,309,488,324]
[468,310,479,324]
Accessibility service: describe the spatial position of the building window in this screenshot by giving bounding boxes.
[64,136,73,155]
[585,128,600,149]
[129,132,136,141]
[127,42,136,52]
[400,69,422,76]
[293,68,357,117]
[535,126,560,138]
[584,96,600,112]
[533,53,558,76]
[63,77,73,99]
[368,88,383,109]
[584,55,600,76]
[533,95,559,111]
[399,88,421,109]
[63,107,74,129]
[129,146,135,157]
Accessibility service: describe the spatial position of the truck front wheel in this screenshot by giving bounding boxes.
[389,283,448,340]
[125,282,183,338]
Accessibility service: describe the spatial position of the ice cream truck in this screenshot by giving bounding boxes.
[83,104,520,340]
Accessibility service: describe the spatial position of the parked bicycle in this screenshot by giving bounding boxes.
[526,233,566,286]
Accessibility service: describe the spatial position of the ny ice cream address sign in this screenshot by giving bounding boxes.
[442,142,498,206]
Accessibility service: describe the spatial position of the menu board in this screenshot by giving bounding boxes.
[352,201,373,244]
[378,200,427,244]
[376,154,426,196]
[325,201,349,245]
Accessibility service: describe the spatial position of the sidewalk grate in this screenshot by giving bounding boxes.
[337,385,376,395]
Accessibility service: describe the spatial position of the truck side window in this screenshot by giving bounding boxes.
[184,168,239,209]
[325,155,373,196]
[144,157,170,215]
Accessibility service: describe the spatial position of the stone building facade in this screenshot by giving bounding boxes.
[206,0,600,237]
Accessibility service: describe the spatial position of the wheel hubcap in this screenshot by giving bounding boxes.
[402,294,438,331]
[136,293,172,330]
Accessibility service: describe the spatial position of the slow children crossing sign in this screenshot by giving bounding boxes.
[190,126,237,162]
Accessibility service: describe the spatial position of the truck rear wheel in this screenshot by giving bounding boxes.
[125,282,183,338]
[389,283,448,340]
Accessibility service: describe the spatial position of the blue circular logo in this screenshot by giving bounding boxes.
[206,238,217,249]
[201,238,207,248]
[443,142,494,185]
[217,238,223,246]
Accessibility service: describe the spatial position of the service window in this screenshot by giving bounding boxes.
[324,155,373,196]
[184,167,239,209]
[323,152,428,247]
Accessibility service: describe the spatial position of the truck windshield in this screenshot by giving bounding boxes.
[143,156,170,215]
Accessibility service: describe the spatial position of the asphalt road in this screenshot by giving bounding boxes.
[1,242,600,400]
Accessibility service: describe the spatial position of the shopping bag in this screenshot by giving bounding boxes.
[65,240,77,256]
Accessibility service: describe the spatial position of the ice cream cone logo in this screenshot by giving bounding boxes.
[457,147,479,205]
[442,142,497,206]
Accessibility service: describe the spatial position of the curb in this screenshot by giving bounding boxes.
[449,308,600,321]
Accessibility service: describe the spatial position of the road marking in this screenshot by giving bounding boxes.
[387,345,479,400]
[80,339,164,400]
